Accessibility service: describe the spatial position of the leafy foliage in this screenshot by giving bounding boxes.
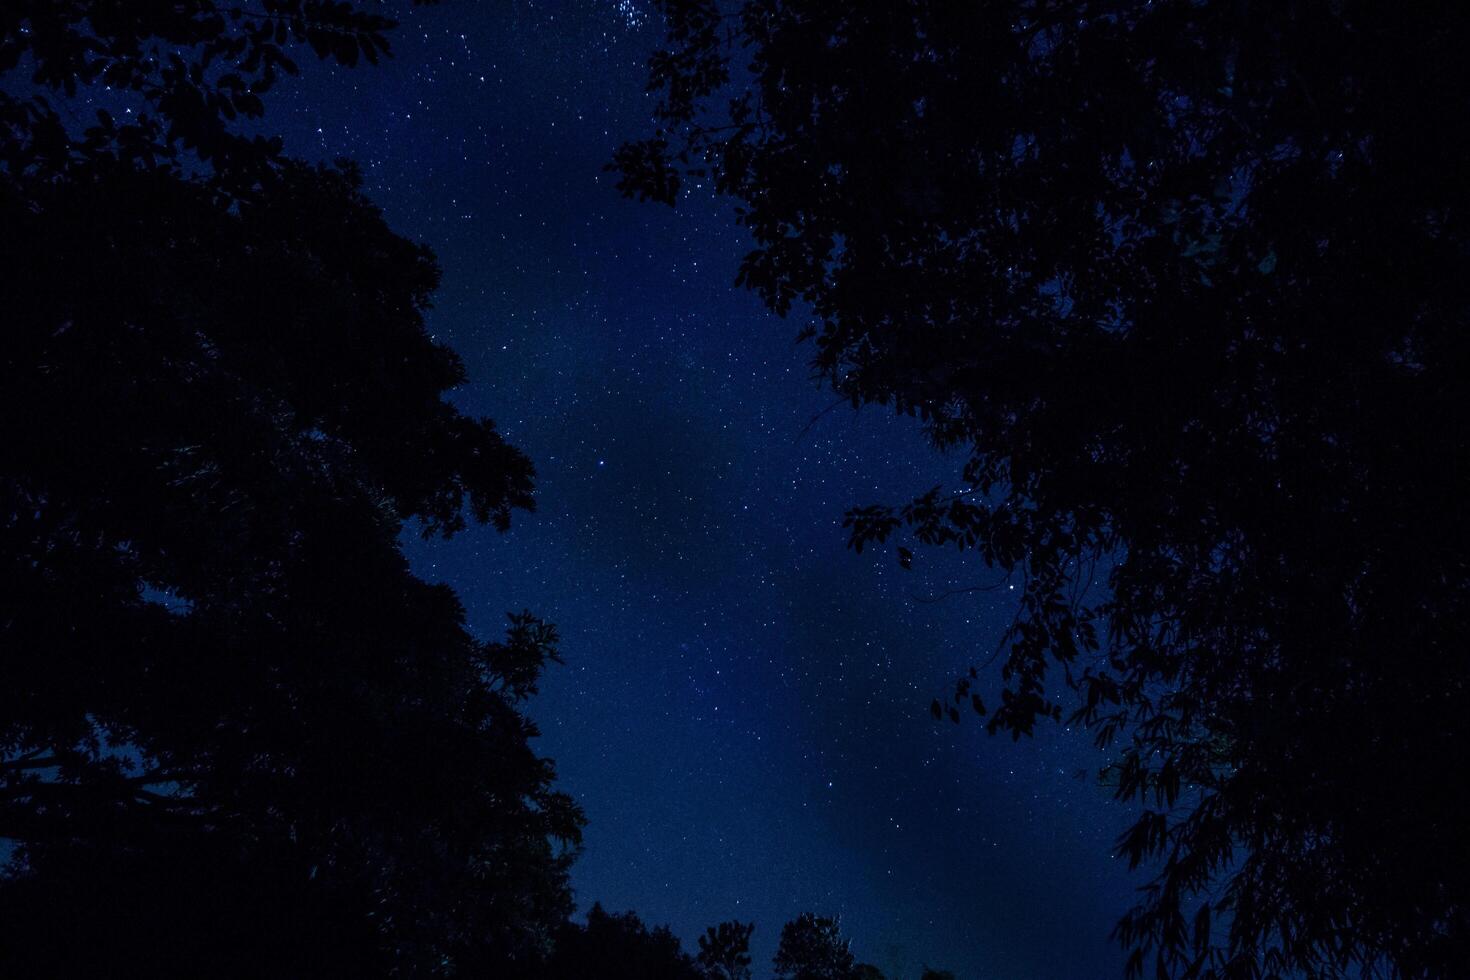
[698,919,756,980]
[1,0,423,183]
[545,904,703,980]
[621,1,1470,976]
[0,2,581,973]
[772,913,866,980]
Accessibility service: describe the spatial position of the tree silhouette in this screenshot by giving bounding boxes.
[545,904,704,980]
[621,1,1470,976]
[697,919,756,980]
[773,913,869,980]
[1,3,581,974]
[2,0,406,183]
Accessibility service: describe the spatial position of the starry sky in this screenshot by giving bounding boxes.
[271,3,1138,976]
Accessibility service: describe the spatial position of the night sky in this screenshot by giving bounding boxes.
[269,3,1137,976]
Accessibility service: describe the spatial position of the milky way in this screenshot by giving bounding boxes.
[266,3,1137,975]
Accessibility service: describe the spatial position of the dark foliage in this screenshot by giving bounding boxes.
[698,919,757,980]
[544,904,704,980]
[0,833,385,977]
[621,2,1470,977]
[1,0,421,184]
[1,2,581,974]
[772,912,869,980]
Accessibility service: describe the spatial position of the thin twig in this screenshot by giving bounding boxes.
[794,396,850,443]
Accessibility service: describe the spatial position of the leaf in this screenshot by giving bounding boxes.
[1193,902,1212,953]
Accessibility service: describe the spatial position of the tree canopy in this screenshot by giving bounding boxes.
[1,2,580,973]
[620,1,1470,976]
[773,913,868,980]
[544,904,705,980]
[698,919,757,980]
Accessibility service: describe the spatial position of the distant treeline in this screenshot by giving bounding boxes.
[545,906,954,980]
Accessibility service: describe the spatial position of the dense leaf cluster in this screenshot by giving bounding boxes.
[1,2,581,973]
[772,912,867,980]
[620,2,1470,976]
[1,0,414,180]
[700,919,758,980]
[546,904,706,980]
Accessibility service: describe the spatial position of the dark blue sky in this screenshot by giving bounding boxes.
[275,3,1137,975]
